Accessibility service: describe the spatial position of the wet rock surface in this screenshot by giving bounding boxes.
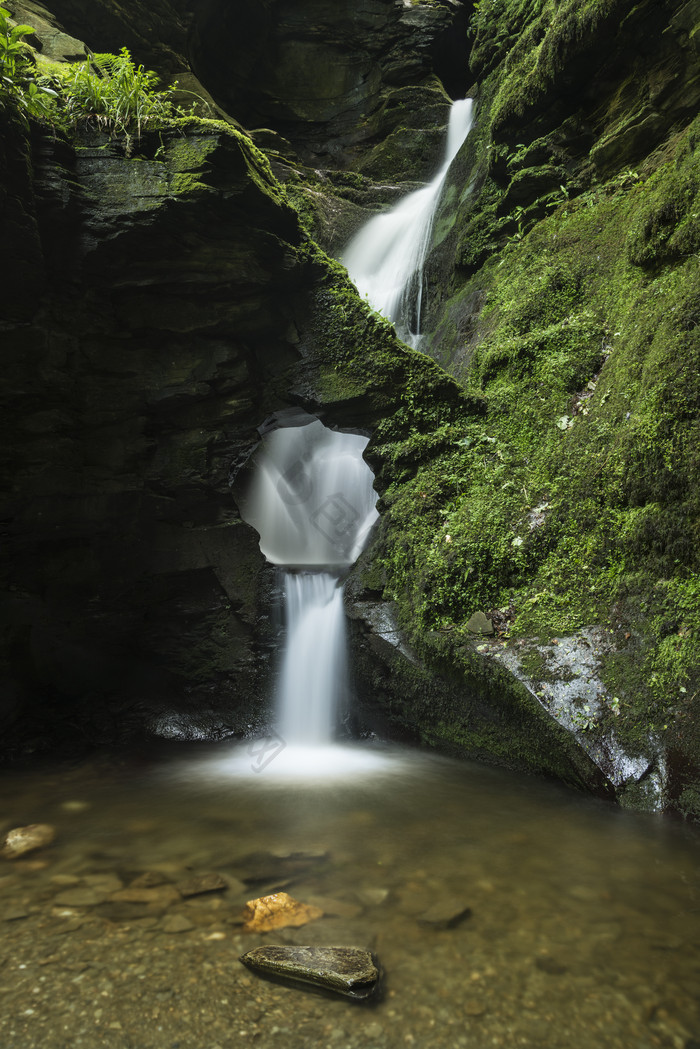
[190,0,467,164]
[240,944,380,1000]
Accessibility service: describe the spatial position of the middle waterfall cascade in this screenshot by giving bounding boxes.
[343,98,474,348]
[238,415,379,752]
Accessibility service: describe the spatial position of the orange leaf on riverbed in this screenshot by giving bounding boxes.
[241,891,323,932]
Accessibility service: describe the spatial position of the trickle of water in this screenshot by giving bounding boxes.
[343,98,474,348]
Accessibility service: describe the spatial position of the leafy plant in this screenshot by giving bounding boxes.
[0,5,33,79]
[57,48,177,141]
[0,6,58,120]
[1,7,191,144]
[571,704,598,732]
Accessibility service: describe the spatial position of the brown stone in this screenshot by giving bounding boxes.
[129,871,169,889]
[54,889,101,907]
[240,892,323,933]
[161,914,195,934]
[418,898,472,929]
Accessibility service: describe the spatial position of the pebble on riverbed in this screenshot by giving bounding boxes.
[240,892,323,932]
[1,824,56,860]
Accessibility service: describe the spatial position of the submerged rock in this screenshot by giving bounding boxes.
[234,849,329,886]
[1,824,56,860]
[161,914,195,934]
[177,873,228,898]
[53,888,101,907]
[418,898,472,929]
[240,945,380,1000]
[240,892,323,933]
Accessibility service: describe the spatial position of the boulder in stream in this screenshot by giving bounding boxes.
[240,945,381,1000]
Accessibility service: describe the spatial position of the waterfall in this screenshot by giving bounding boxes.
[342,98,474,348]
[238,414,378,755]
[238,417,378,569]
[277,572,347,745]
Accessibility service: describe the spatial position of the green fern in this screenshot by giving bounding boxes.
[57,48,176,139]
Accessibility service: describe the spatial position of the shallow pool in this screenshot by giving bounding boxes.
[1,743,698,1049]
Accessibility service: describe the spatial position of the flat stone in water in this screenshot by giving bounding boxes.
[129,871,169,889]
[418,897,472,929]
[3,907,29,921]
[177,872,227,897]
[53,889,101,907]
[161,914,195,934]
[234,850,329,886]
[240,945,381,1000]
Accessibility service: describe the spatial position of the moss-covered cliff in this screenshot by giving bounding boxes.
[344,0,700,817]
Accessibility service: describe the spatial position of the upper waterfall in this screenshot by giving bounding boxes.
[342,98,474,348]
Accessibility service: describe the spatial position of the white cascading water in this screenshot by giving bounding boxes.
[277,572,347,745]
[343,98,474,348]
[237,415,379,761]
[219,106,474,778]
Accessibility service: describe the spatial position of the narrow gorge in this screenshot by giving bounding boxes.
[2,2,700,1046]
[2,0,699,816]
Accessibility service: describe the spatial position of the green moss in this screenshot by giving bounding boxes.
[375,112,700,764]
[303,248,471,434]
[626,128,700,266]
[471,0,625,132]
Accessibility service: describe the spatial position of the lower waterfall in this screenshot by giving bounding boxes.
[277,571,347,745]
[236,412,381,771]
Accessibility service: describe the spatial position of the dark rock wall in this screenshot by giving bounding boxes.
[190,0,469,164]
[1,114,312,750]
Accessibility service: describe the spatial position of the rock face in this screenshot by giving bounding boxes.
[0,70,475,760]
[345,0,700,817]
[240,945,381,1000]
[190,0,469,164]
[1,115,305,748]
